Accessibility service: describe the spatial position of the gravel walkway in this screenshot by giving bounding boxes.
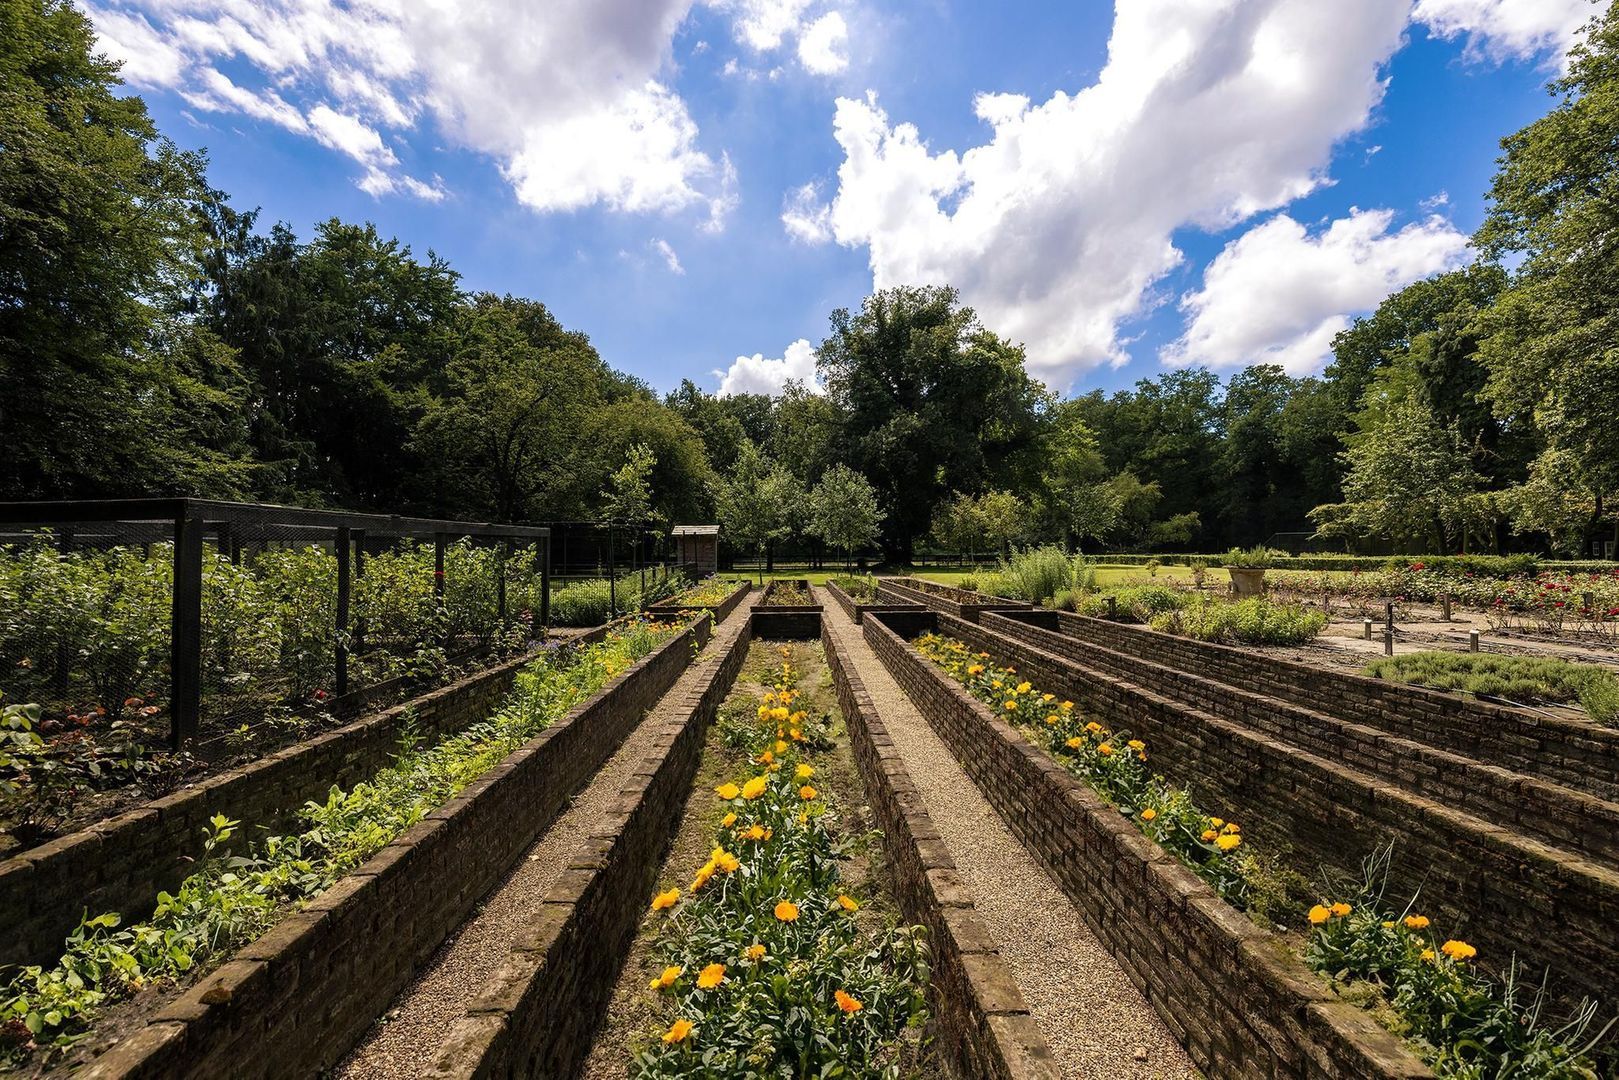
[334,608,748,1080]
[817,590,1196,1080]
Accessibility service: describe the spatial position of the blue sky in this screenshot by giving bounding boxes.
[89,0,1591,397]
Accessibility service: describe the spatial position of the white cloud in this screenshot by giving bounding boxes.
[85,0,731,217]
[1413,0,1593,67]
[721,0,814,51]
[781,181,834,243]
[716,338,821,395]
[651,237,686,274]
[1164,209,1470,374]
[798,12,848,75]
[797,0,1422,387]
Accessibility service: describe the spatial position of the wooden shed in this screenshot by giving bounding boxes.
[672,524,720,577]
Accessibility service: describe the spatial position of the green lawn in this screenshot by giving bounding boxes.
[721,564,1232,589]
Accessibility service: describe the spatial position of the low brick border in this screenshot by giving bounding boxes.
[749,607,823,639]
[0,623,622,972]
[824,579,924,625]
[756,578,822,609]
[645,580,752,624]
[821,619,1058,1080]
[76,615,712,1080]
[1041,609,1619,802]
[864,612,1431,1080]
[981,611,1619,871]
[927,608,1619,1011]
[424,616,754,1078]
[877,577,1030,623]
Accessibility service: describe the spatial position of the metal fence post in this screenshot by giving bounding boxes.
[497,538,509,627]
[352,529,367,657]
[538,538,551,630]
[171,510,204,749]
[335,526,351,698]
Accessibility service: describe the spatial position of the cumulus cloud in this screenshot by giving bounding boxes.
[715,338,821,395]
[1163,209,1471,374]
[85,0,730,217]
[793,0,1438,386]
[1413,0,1593,67]
[781,181,834,243]
[798,12,848,75]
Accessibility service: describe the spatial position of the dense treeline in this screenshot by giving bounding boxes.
[3,0,1618,560]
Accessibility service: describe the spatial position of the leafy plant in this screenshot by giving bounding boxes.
[1364,651,1619,725]
[1151,596,1327,646]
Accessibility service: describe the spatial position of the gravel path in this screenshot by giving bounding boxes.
[334,609,747,1080]
[817,590,1196,1080]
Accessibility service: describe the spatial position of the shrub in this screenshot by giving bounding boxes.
[1363,652,1619,725]
[1222,546,1287,569]
[1151,597,1326,645]
[1079,585,1186,622]
[830,575,877,601]
[550,579,615,627]
[1048,589,1079,612]
[993,546,1075,603]
[957,575,979,593]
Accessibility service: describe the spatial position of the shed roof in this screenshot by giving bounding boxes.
[672,524,720,536]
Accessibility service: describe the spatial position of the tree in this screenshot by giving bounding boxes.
[711,441,795,584]
[975,491,1028,559]
[808,465,885,572]
[0,0,255,498]
[601,442,658,608]
[1473,4,1619,554]
[818,286,1049,560]
[930,493,988,566]
[1038,403,1115,550]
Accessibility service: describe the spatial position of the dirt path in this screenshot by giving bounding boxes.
[817,588,1197,1080]
[334,607,749,1080]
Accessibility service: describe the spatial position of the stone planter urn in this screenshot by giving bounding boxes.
[1228,567,1268,597]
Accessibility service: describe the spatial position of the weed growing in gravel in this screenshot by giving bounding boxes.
[0,620,681,1063]
[634,649,929,1077]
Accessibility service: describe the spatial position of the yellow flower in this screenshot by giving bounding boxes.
[651,887,680,911]
[651,965,682,990]
[744,824,767,841]
[1223,822,1240,834]
[1215,833,1241,851]
[1330,902,1352,918]
[1202,829,1219,842]
[774,900,799,922]
[714,849,740,873]
[1085,721,1103,734]
[1060,700,1074,711]
[662,1019,694,1044]
[1420,948,1435,962]
[790,729,803,742]
[834,989,863,1014]
[1004,700,1018,711]
[721,812,737,827]
[715,782,741,800]
[771,706,790,721]
[1016,681,1031,694]
[1097,743,1114,756]
[1140,808,1157,822]
[1308,905,1331,925]
[757,750,774,764]
[768,762,781,772]
[741,775,769,799]
[1044,714,1059,726]
[692,862,716,891]
[775,740,789,754]
[967,664,985,675]
[757,706,771,721]
[837,893,859,912]
[1441,939,1477,961]
[1404,914,1430,930]
[746,943,766,962]
[1209,817,1225,828]
[1127,739,1146,752]
[799,785,818,800]
[1041,693,1054,702]
[1065,736,1083,750]
[796,763,814,779]
[697,962,726,989]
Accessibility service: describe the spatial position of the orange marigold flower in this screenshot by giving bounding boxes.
[799,785,818,800]
[1330,902,1352,918]
[1097,743,1114,756]
[745,943,766,962]
[662,1018,694,1044]
[1202,829,1219,842]
[837,893,859,912]
[651,965,682,990]
[834,989,863,1014]
[796,763,814,779]
[774,900,800,922]
[1441,939,1477,961]
[715,782,741,800]
[1065,736,1083,750]
[1404,914,1430,930]
[651,887,680,910]
[721,812,737,827]
[1140,808,1157,822]
[697,962,726,989]
[1215,833,1241,851]
[742,775,769,799]
[1308,905,1331,925]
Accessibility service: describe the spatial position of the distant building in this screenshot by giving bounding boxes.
[672,524,720,576]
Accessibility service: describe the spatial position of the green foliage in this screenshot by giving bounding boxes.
[0,623,677,1060]
[1150,596,1327,646]
[711,440,800,584]
[990,546,1092,603]
[1364,651,1619,725]
[831,575,878,601]
[1079,585,1187,622]
[806,464,885,571]
[1220,546,1287,569]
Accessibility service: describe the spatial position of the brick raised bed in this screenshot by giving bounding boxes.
[821,621,1058,1080]
[863,611,1430,1080]
[1042,609,1619,803]
[0,624,620,972]
[824,579,925,625]
[914,609,1619,1012]
[876,576,1030,623]
[424,616,754,1078]
[644,580,752,624]
[77,615,712,1080]
[982,611,1619,872]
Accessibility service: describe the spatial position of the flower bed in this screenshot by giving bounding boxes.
[645,579,752,624]
[0,619,683,1068]
[910,630,1609,1078]
[630,646,930,1076]
[823,579,923,625]
[1364,651,1619,726]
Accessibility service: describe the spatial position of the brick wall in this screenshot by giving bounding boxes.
[1040,610,1619,802]
[79,616,711,1080]
[749,608,823,639]
[646,581,753,624]
[424,617,754,1079]
[916,610,1619,1011]
[821,621,1058,1080]
[863,613,1430,1080]
[0,620,619,972]
[824,580,923,625]
[978,612,1619,871]
[877,577,1030,623]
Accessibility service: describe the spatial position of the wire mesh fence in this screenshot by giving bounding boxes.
[0,500,550,764]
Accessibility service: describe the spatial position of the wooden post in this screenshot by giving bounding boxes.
[1363,618,1373,640]
[352,529,367,657]
[335,526,351,698]
[170,511,204,749]
[1107,596,1117,620]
